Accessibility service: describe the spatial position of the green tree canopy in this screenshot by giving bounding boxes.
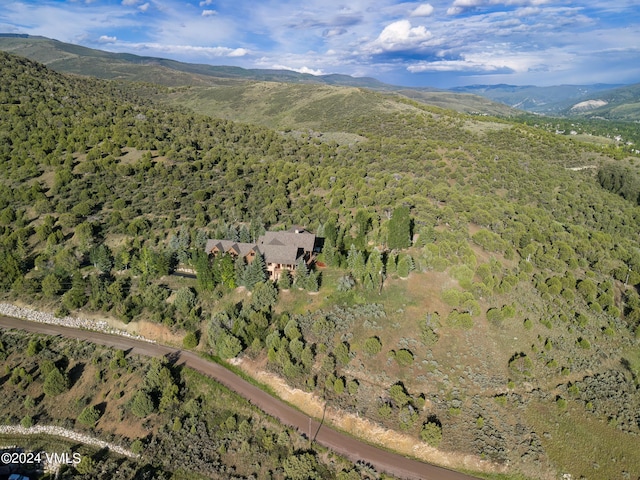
[387,206,411,250]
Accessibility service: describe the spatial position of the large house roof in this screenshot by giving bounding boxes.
[206,228,316,267]
[260,244,299,265]
[257,230,315,253]
[205,240,257,257]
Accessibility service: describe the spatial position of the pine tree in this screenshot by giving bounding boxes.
[278,270,292,289]
[194,251,216,291]
[352,250,366,283]
[387,205,411,250]
[244,253,267,290]
[366,248,384,287]
[293,257,308,288]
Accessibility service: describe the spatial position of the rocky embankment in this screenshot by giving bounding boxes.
[0,303,152,342]
[0,425,137,458]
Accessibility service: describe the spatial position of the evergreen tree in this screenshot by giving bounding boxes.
[213,253,236,287]
[352,250,366,283]
[278,270,292,289]
[194,250,216,291]
[397,254,414,278]
[239,225,251,243]
[346,244,359,272]
[43,367,68,396]
[387,205,411,250]
[41,273,62,298]
[0,248,23,291]
[89,244,113,273]
[234,255,246,286]
[366,248,384,288]
[293,257,309,288]
[244,253,267,290]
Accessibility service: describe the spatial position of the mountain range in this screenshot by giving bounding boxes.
[1,33,638,120]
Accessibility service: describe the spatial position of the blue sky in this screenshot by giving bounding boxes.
[1,0,639,88]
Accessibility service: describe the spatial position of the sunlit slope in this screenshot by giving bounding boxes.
[166,82,431,131]
[0,34,519,116]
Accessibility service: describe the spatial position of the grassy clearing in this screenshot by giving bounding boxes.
[166,82,419,131]
[526,400,640,478]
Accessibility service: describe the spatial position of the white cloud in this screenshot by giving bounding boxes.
[410,4,435,17]
[516,6,541,17]
[98,35,117,43]
[138,3,150,12]
[199,0,214,5]
[447,0,551,15]
[201,9,217,17]
[272,64,325,75]
[228,48,249,57]
[121,42,249,58]
[407,47,574,76]
[368,20,433,53]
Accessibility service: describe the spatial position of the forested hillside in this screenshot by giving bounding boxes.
[1,51,640,479]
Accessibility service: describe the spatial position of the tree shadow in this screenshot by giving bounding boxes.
[67,362,85,388]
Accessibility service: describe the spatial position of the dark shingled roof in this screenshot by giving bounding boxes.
[205,240,257,257]
[257,231,315,253]
[260,244,299,265]
[205,229,316,266]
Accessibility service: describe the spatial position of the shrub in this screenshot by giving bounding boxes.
[486,307,503,325]
[43,368,68,396]
[508,352,533,377]
[363,336,382,356]
[131,438,144,455]
[378,403,392,419]
[441,288,461,306]
[389,383,409,407]
[420,420,442,447]
[183,331,199,349]
[395,349,414,367]
[130,390,154,418]
[77,406,101,427]
[336,275,355,292]
[577,337,591,349]
[446,310,473,329]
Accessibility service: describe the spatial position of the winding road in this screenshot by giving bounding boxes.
[0,315,479,480]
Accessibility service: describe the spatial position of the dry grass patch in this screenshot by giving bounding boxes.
[526,400,640,479]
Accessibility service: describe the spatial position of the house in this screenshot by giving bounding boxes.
[205,227,318,280]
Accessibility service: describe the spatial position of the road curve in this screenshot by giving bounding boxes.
[0,315,479,480]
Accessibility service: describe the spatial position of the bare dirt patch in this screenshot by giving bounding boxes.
[118,147,146,165]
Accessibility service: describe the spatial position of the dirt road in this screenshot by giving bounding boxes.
[0,315,479,480]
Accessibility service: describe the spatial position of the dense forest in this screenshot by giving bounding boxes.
[1,51,640,479]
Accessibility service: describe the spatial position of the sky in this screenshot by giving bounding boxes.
[1,0,639,88]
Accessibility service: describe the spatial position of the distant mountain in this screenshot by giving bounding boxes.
[0,34,516,117]
[560,83,640,121]
[450,83,624,114]
[0,34,393,89]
